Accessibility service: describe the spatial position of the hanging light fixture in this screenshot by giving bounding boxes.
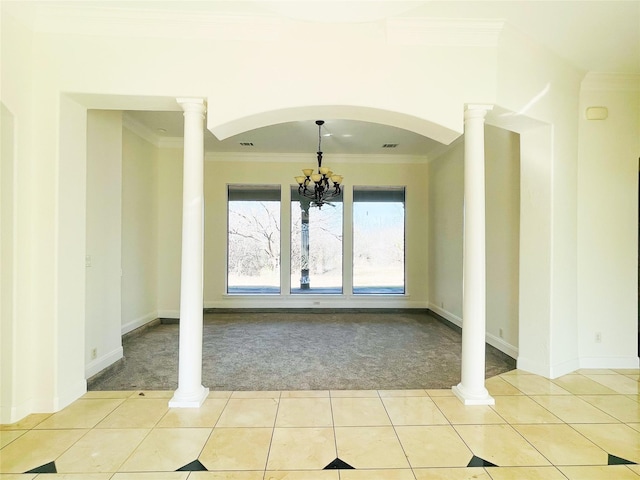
[294,120,343,208]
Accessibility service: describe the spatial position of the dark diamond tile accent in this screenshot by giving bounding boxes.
[467,455,498,467]
[26,461,57,473]
[176,459,208,471]
[608,453,637,465]
[324,457,355,469]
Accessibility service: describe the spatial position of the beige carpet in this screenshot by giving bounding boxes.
[89,310,515,391]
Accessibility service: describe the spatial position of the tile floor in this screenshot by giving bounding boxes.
[1,369,639,479]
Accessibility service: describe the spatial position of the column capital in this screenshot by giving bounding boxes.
[177,97,207,115]
[464,104,493,121]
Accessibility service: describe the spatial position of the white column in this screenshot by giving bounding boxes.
[452,104,495,406]
[169,98,209,408]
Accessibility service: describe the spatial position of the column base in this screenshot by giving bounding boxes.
[169,385,209,408]
[452,383,495,406]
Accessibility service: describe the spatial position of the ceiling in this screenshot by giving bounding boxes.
[48,1,637,155]
[126,112,446,156]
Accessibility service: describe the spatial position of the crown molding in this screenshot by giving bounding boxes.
[120,129,432,161]
[581,72,640,92]
[386,17,504,47]
[122,113,161,147]
[158,137,184,149]
[205,152,429,164]
[425,135,464,163]
[31,5,505,49]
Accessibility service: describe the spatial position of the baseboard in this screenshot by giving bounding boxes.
[548,357,581,379]
[428,303,462,328]
[54,378,87,412]
[579,356,640,369]
[486,333,519,359]
[87,357,125,389]
[517,354,639,378]
[157,306,433,322]
[85,346,124,379]
[517,356,581,379]
[516,356,551,377]
[2,377,89,423]
[428,303,518,360]
[1,400,34,425]
[122,311,159,335]
[206,297,429,310]
[204,306,431,315]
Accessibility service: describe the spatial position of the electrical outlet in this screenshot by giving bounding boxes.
[499,328,504,338]
[595,332,602,343]
[91,348,97,360]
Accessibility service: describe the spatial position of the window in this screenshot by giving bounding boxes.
[227,185,280,294]
[353,186,405,294]
[291,189,343,294]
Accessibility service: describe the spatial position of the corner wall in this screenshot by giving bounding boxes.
[1,103,17,421]
[157,147,183,317]
[577,74,640,368]
[1,6,39,423]
[495,25,583,377]
[121,126,159,333]
[85,110,123,379]
[428,126,521,358]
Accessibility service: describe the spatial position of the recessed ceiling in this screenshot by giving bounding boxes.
[125,111,445,156]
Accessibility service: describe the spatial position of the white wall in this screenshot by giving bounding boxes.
[57,96,90,406]
[85,110,123,379]
[428,139,464,319]
[428,126,520,358]
[485,127,521,356]
[577,73,640,367]
[157,147,183,317]
[2,3,638,420]
[157,150,430,312]
[1,103,16,420]
[121,126,159,333]
[1,7,40,423]
[494,26,584,377]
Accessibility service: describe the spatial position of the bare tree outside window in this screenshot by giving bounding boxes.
[227,186,280,294]
[226,185,403,295]
[291,193,343,294]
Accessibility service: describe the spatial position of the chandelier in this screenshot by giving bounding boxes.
[294,120,343,208]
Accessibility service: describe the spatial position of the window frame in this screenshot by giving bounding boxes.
[226,184,282,295]
[352,185,406,295]
[289,187,344,295]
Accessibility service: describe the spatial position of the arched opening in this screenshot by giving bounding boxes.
[84,101,522,392]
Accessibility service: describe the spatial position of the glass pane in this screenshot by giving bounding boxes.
[227,185,280,294]
[353,187,405,294]
[291,196,343,294]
